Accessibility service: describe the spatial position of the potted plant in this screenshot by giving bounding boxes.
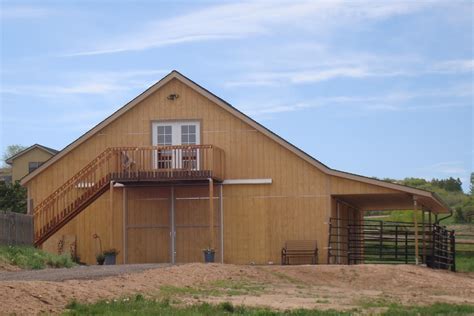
[96,253,105,265]
[202,247,215,263]
[103,249,119,265]
[93,233,105,265]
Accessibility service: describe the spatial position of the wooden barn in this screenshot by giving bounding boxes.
[21,71,452,267]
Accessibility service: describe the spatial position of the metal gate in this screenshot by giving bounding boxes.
[328,218,455,271]
[428,224,456,271]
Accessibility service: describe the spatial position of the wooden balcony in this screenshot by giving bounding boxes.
[109,145,225,182]
[33,144,224,245]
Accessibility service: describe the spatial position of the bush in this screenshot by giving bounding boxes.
[0,245,75,269]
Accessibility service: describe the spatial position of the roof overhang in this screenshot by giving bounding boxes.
[333,191,448,214]
[6,144,58,165]
[19,71,450,214]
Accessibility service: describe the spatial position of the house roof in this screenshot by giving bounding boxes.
[20,71,450,213]
[5,144,59,164]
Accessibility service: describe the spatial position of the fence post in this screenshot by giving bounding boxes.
[405,230,408,264]
[379,221,383,259]
[327,219,332,264]
[433,225,438,269]
[347,225,351,265]
[395,225,399,260]
[450,230,455,272]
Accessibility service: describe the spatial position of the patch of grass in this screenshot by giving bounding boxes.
[360,299,474,315]
[63,296,349,315]
[456,253,474,272]
[268,271,305,286]
[383,303,474,315]
[211,279,266,296]
[159,285,220,297]
[0,245,75,269]
[359,297,395,308]
[315,299,329,304]
[159,279,266,299]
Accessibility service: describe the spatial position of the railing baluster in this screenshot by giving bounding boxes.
[34,145,225,244]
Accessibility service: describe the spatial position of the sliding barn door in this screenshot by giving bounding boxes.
[174,186,221,263]
[126,187,171,263]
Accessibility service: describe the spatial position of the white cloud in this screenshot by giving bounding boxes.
[0,69,169,97]
[421,161,467,175]
[226,67,385,86]
[65,1,430,56]
[432,59,474,74]
[0,5,53,19]
[225,58,474,87]
[239,84,473,116]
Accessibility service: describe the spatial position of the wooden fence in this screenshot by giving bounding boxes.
[0,211,33,245]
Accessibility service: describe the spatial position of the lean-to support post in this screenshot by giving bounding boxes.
[336,201,340,264]
[422,207,426,264]
[413,196,419,265]
[429,210,433,260]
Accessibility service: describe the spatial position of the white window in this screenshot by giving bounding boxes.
[181,124,197,145]
[152,121,200,146]
[156,125,172,146]
[152,121,200,169]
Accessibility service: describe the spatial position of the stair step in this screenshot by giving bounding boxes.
[35,177,110,246]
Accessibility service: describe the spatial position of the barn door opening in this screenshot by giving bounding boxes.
[125,187,171,264]
[173,185,221,263]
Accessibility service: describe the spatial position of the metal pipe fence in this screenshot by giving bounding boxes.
[328,217,455,271]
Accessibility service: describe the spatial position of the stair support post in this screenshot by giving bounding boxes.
[209,178,214,250]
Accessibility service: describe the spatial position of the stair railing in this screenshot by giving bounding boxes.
[33,148,116,240]
[33,145,225,243]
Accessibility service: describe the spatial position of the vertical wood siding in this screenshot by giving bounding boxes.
[30,78,400,265]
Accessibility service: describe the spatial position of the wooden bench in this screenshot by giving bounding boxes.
[281,240,318,265]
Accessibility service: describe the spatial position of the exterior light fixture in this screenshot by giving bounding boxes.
[167,93,179,100]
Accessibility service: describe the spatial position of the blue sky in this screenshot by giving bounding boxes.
[0,1,472,190]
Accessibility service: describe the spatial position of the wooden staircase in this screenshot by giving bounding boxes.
[33,148,115,246]
[33,145,225,247]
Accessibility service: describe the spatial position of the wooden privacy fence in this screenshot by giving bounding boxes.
[455,231,474,255]
[0,211,33,245]
[328,218,455,271]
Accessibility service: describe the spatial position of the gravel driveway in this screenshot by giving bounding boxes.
[0,263,169,282]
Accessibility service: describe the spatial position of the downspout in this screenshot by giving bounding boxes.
[436,209,453,225]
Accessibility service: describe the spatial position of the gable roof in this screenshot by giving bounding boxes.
[20,71,449,213]
[5,144,58,164]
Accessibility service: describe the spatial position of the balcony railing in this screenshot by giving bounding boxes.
[110,145,225,181]
[33,144,225,244]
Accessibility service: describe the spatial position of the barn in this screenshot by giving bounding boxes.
[21,71,451,267]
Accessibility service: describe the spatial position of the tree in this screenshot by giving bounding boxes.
[2,144,27,167]
[0,181,27,213]
[470,172,474,196]
[431,177,463,192]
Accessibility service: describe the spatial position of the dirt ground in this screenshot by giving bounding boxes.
[1,263,473,315]
[0,263,168,282]
[0,260,20,272]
